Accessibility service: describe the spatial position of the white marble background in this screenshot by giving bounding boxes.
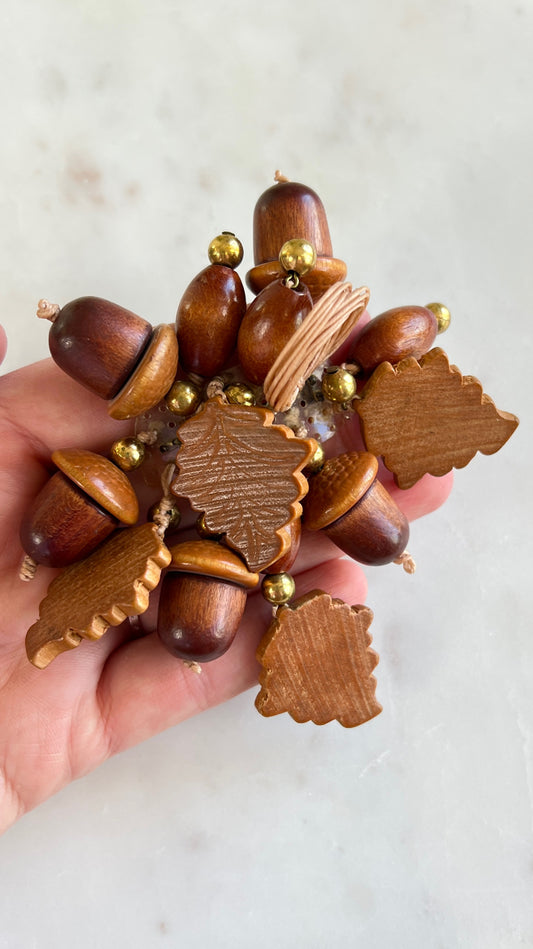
[0,1,531,946]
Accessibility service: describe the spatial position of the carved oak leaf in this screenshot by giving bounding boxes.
[356,347,519,489]
[26,524,171,669]
[255,590,382,728]
[171,398,314,572]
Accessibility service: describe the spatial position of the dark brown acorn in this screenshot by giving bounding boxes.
[246,177,347,300]
[176,233,246,377]
[40,297,179,419]
[20,449,139,568]
[157,541,259,663]
[303,452,409,566]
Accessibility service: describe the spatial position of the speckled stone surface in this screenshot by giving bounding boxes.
[0,1,531,946]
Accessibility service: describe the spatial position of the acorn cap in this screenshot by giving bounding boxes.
[303,452,379,531]
[108,324,179,420]
[52,449,139,524]
[246,179,347,301]
[168,540,260,589]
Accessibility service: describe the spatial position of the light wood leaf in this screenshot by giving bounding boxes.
[356,348,519,488]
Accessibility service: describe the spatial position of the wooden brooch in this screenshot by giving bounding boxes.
[19,173,519,733]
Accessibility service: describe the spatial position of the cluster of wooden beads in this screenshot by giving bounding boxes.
[22,174,518,730]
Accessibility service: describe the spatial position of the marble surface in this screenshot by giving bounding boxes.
[0,0,531,946]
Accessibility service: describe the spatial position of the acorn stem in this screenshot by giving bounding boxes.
[274,169,290,183]
[394,550,416,574]
[36,299,60,322]
[19,554,38,581]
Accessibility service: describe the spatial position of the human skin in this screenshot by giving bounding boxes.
[0,323,452,834]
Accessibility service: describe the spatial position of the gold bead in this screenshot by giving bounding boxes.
[165,380,201,416]
[224,382,256,406]
[110,437,146,471]
[196,513,224,540]
[321,367,357,403]
[262,572,296,605]
[426,301,451,334]
[148,500,181,531]
[304,440,326,475]
[279,238,317,277]
[208,232,244,269]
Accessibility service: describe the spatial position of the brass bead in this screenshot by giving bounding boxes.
[279,238,317,277]
[208,232,244,269]
[321,367,357,403]
[196,513,224,541]
[224,382,256,406]
[304,440,326,475]
[426,302,451,334]
[262,572,296,605]
[165,380,201,416]
[110,437,146,471]
[148,500,181,531]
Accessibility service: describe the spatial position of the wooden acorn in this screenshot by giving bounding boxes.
[350,305,440,373]
[246,176,347,300]
[175,232,247,377]
[303,452,409,566]
[157,540,259,662]
[38,297,179,420]
[20,449,139,568]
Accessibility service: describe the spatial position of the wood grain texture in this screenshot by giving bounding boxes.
[157,572,247,662]
[52,448,139,524]
[252,181,334,263]
[356,348,519,488]
[351,305,438,371]
[324,479,409,566]
[108,324,179,420]
[25,523,171,669]
[303,452,379,531]
[171,398,315,572]
[255,590,382,728]
[176,264,246,376]
[48,296,152,399]
[19,472,116,567]
[237,278,313,385]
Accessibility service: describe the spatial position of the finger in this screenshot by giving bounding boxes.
[0,325,7,366]
[97,555,368,754]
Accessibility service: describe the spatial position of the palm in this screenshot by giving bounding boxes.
[0,356,452,833]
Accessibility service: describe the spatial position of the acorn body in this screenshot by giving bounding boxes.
[351,305,438,372]
[176,264,246,376]
[237,278,313,385]
[20,449,139,568]
[45,296,179,419]
[49,296,153,399]
[303,452,409,566]
[157,541,259,663]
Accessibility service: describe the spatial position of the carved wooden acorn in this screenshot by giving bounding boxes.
[20,449,139,568]
[303,452,409,566]
[157,540,259,662]
[176,233,247,377]
[39,296,179,419]
[350,305,439,372]
[237,277,313,386]
[246,177,347,300]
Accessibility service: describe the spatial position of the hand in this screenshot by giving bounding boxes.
[0,335,452,834]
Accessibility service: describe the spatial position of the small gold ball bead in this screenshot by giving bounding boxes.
[279,238,317,277]
[262,572,296,605]
[304,440,326,475]
[148,501,181,532]
[165,380,201,416]
[196,513,224,540]
[110,437,146,471]
[224,382,256,406]
[208,232,244,269]
[426,301,451,334]
[321,367,357,403]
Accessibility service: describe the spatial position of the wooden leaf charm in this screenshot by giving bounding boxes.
[26,523,171,669]
[171,398,314,572]
[356,348,519,489]
[255,591,382,728]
